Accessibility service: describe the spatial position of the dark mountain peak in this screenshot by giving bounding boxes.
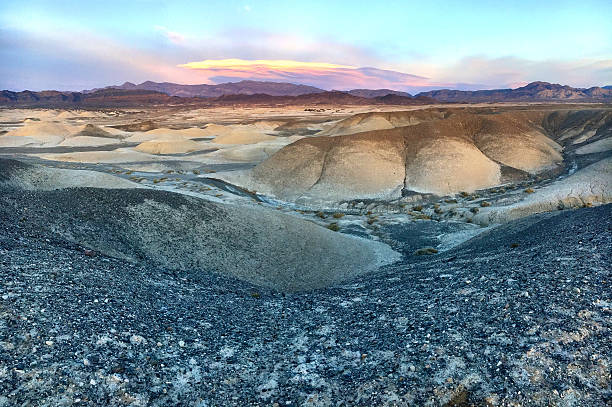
[417,81,612,102]
[347,89,413,98]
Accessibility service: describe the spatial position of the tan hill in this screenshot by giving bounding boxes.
[219,108,612,204]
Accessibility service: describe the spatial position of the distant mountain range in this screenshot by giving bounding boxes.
[0,88,432,108]
[416,81,612,102]
[345,89,412,98]
[85,80,326,98]
[1,81,611,107]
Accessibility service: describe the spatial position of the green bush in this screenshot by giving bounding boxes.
[414,247,438,255]
[327,223,340,232]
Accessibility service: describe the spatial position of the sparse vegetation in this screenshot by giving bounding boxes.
[470,207,480,214]
[460,191,469,198]
[332,212,345,219]
[480,201,491,207]
[367,217,377,225]
[327,223,340,232]
[316,211,326,219]
[434,208,443,214]
[445,199,458,204]
[510,243,519,248]
[412,205,423,212]
[414,247,438,255]
[192,169,201,175]
[525,188,535,194]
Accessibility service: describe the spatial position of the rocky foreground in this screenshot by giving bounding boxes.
[0,171,610,406]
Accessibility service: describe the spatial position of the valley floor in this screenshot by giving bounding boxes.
[1,180,610,405]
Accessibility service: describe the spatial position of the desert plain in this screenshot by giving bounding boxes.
[1,102,611,405]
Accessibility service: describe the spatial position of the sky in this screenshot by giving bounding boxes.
[1,0,611,92]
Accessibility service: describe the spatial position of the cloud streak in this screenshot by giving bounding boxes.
[154,26,185,44]
[178,58,433,91]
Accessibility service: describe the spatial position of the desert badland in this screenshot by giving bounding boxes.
[1,0,611,405]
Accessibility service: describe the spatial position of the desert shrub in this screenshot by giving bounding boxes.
[412,205,423,212]
[367,217,377,225]
[192,169,201,175]
[414,247,438,255]
[332,213,345,219]
[583,202,593,208]
[510,243,519,248]
[525,188,535,194]
[434,208,443,214]
[480,201,491,207]
[445,199,458,204]
[327,223,340,232]
[316,211,326,219]
[470,207,480,214]
[460,191,469,198]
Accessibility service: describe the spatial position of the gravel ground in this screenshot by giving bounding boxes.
[0,181,610,405]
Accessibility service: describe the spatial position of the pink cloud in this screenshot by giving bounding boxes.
[178,59,433,91]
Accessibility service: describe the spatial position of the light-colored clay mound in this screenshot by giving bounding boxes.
[59,136,121,147]
[36,149,156,163]
[55,111,75,119]
[124,132,188,143]
[225,110,610,203]
[234,117,504,203]
[208,136,303,163]
[474,113,563,174]
[405,137,501,195]
[71,124,122,139]
[213,131,276,145]
[134,139,204,154]
[474,157,612,225]
[201,123,277,144]
[4,121,78,147]
[575,137,612,155]
[318,110,446,136]
[0,159,140,190]
[143,127,210,139]
[0,135,40,147]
